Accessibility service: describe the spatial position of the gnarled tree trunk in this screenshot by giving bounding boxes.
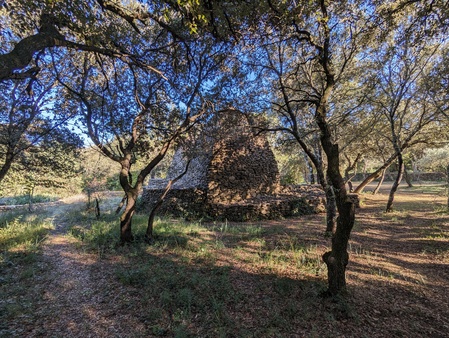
[320,142,356,295]
[323,199,355,294]
[386,158,404,212]
[325,184,337,234]
[120,190,137,243]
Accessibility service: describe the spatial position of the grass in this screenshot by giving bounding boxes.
[0,209,54,336]
[2,186,449,337]
[0,194,58,206]
[404,182,447,195]
[62,210,332,336]
[0,209,53,256]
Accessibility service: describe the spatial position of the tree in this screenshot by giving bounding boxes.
[357,18,442,210]
[0,65,78,185]
[55,26,226,241]
[250,0,368,295]
[0,124,82,203]
[0,0,181,81]
[252,38,338,234]
[193,0,368,294]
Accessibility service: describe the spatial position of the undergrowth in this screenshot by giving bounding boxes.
[0,209,53,258]
[0,209,53,336]
[63,210,333,336]
[2,188,448,337]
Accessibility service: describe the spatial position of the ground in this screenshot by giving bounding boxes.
[1,183,448,337]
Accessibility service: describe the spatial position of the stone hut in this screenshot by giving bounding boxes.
[140,110,324,221]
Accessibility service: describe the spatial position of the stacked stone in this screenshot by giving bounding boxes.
[206,124,280,204]
[140,110,325,221]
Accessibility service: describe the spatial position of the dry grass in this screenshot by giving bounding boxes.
[1,183,448,337]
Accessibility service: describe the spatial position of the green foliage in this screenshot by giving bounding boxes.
[273,143,307,184]
[417,145,449,173]
[81,147,119,194]
[0,124,84,198]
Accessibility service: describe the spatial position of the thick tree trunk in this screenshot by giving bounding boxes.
[323,200,355,295]
[325,185,337,234]
[372,168,387,195]
[321,144,356,295]
[386,158,404,212]
[0,153,15,184]
[317,113,355,295]
[120,193,136,243]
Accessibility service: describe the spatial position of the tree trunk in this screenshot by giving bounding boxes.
[0,153,15,184]
[412,159,418,182]
[86,189,92,210]
[120,193,136,243]
[447,164,449,210]
[95,197,100,219]
[372,168,386,195]
[354,170,383,194]
[343,153,360,193]
[347,180,353,192]
[354,152,400,193]
[146,160,191,242]
[386,158,404,212]
[304,153,315,184]
[115,194,127,214]
[28,186,35,212]
[315,169,337,235]
[404,166,413,187]
[323,200,355,295]
[325,185,337,234]
[316,111,355,296]
[321,143,356,295]
[309,165,315,184]
[146,192,169,242]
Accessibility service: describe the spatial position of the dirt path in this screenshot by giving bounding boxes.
[346,188,449,337]
[27,196,136,338]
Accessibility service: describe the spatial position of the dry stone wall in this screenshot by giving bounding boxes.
[207,128,280,204]
[140,110,325,221]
